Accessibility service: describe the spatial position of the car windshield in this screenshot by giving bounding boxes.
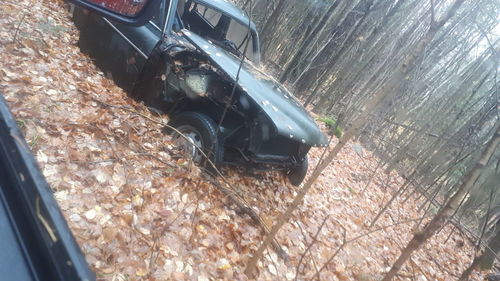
[179,1,260,63]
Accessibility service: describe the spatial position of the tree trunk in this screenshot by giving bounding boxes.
[279,0,341,83]
[460,218,500,280]
[382,124,499,281]
[293,0,375,94]
[244,2,457,273]
[259,0,287,61]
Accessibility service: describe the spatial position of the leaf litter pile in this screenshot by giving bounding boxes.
[0,1,485,280]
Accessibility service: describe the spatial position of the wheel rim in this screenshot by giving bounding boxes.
[174,125,204,163]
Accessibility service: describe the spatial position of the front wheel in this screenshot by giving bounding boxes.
[286,157,308,186]
[167,112,223,168]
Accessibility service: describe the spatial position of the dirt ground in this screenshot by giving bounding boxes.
[0,1,485,280]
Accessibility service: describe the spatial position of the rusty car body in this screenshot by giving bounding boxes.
[73,0,328,185]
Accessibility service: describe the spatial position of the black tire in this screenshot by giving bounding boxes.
[167,112,223,168]
[287,157,308,186]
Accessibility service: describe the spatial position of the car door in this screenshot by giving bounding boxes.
[99,0,173,90]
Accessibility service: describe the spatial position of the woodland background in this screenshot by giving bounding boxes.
[233,1,500,278]
[0,0,499,280]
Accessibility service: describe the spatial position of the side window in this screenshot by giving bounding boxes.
[182,3,223,38]
[194,4,221,27]
[226,21,258,63]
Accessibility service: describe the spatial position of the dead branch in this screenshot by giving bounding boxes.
[351,214,433,243]
[428,253,460,278]
[382,124,499,281]
[295,216,329,281]
[297,224,321,281]
[82,91,289,260]
[206,176,289,261]
[188,183,202,244]
[148,200,193,275]
[434,0,466,29]
[309,225,347,281]
[81,91,225,178]
[430,0,436,25]
[13,9,28,43]
[370,176,408,227]
[361,157,383,193]
[266,250,283,281]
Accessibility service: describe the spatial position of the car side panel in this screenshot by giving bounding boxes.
[103,19,162,90]
[73,4,166,92]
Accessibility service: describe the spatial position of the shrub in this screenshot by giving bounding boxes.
[317,117,343,138]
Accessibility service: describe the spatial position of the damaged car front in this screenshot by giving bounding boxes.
[73,0,328,185]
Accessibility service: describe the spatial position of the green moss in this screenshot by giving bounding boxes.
[317,117,343,138]
[16,119,26,130]
[29,134,40,150]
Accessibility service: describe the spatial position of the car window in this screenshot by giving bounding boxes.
[226,20,257,62]
[150,0,167,28]
[182,3,259,63]
[195,4,221,26]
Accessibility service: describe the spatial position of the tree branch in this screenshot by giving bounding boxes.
[434,0,466,30]
[295,216,329,281]
[430,0,436,25]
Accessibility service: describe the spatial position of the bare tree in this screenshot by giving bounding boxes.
[382,124,499,281]
[244,1,469,276]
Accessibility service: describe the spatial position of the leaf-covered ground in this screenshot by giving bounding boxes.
[0,1,486,280]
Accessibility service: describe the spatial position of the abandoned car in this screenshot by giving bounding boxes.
[73,0,328,185]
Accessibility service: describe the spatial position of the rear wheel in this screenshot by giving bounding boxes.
[168,112,223,168]
[286,157,308,186]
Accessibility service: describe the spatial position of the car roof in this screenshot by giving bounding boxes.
[192,0,257,30]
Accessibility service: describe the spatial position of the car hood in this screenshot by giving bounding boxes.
[180,30,328,147]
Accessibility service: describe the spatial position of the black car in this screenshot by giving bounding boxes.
[73,0,328,185]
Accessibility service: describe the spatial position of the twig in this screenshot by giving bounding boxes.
[409,258,417,281]
[306,214,433,280]
[295,216,329,281]
[148,201,193,275]
[135,151,176,168]
[266,250,282,281]
[83,93,225,178]
[352,214,433,243]
[13,11,28,43]
[361,157,383,193]
[70,158,117,165]
[188,181,202,244]
[443,224,456,244]
[297,222,322,280]
[32,29,50,47]
[82,91,290,260]
[475,184,495,253]
[80,91,290,260]
[428,252,460,278]
[206,176,289,261]
[90,124,120,160]
[430,0,436,25]
[309,226,347,281]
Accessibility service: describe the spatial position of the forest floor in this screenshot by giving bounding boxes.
[0,1,487,280]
